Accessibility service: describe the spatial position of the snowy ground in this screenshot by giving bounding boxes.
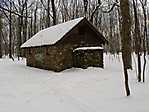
[0,54,148,112]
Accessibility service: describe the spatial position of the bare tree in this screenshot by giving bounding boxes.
[33,2,38,34]
[16,0,31,59]
[83,0,88,16]
[139,0,147,82]
[8,0,14,60]
[23,0,28,43]
[120,0,131,96]
[90,0,118,23]
[51,0,57,25]
[132,0,142,82]
[0,13,2,58]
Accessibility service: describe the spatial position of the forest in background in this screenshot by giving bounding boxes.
[0,0,148,58]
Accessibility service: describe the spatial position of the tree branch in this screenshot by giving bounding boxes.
[101,3,119,13]
[0,5,31,18]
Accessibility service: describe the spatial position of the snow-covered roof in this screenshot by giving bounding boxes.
[21,17,84,48]
[73,46,103,52]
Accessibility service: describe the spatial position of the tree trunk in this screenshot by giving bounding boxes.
[83,0,88,16]
[140,0,147,82]
[51,0,56,25]
[0,14,2,58]
[132,0,141,82]
[120,0,131,96]
[9,0,13,59]
[46,0,51,27]
[34,5,38,35]
[120,0,132,70]
[23,0,28,43]
[123,55,131,96]
[30,16,33,37]
[17,17,20,60]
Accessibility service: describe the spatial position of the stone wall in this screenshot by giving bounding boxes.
[73,49,103,69]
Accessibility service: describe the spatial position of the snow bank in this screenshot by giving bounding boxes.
[0,54,148,112]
